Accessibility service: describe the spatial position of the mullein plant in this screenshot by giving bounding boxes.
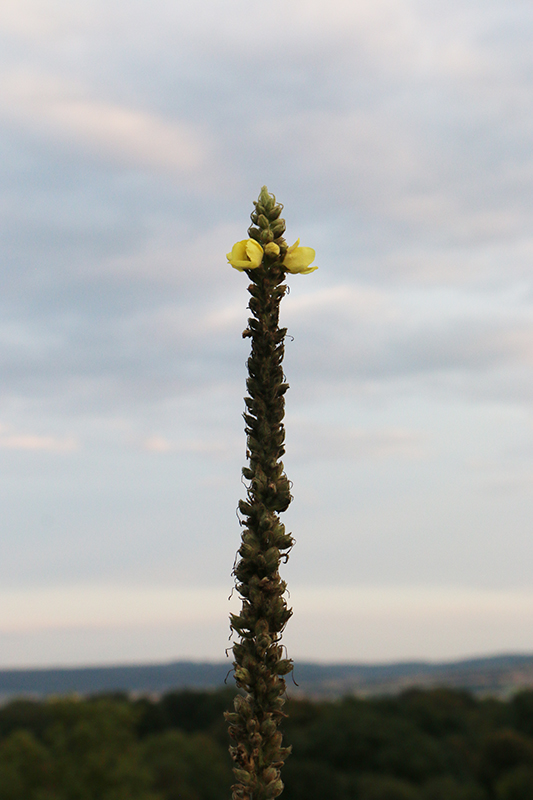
[225,187,317,800]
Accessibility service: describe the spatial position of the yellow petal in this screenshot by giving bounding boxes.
[226,239,264,271]
[244,239,264,268]
[283,245,316,274]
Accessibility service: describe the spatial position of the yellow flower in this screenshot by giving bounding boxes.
[226,239,264,271]
[282,240,317,274]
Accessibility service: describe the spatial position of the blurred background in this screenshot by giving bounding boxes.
[1,0,533,667]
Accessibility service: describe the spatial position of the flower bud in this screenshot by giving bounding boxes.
[266,205,282,221]
[270,219,286,236]
[264,242,280,257]
[258,185,274,210]
[259,229,274,244]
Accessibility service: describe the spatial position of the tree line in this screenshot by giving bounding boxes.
[2,686,533,798]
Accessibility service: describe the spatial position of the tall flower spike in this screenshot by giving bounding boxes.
[225,187,315,800]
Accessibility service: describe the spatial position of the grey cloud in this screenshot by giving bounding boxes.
[1,0,533,291]
[284,284,533,385]
[287,420,425,461]
[3,1,533,652]
[1,275,530,423]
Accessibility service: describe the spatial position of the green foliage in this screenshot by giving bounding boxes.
[135,688,237,742]
[0,729,52,800]
[421,776,487,800]
[495,766,533,800]
[512,692,533,738]
[0,699,56,740]
[2,687,533,799]
[384,689,478,738]
[0,699,156,800]
[357,774,422,800]
[282,758,344,800]
[478,729,533,787]
[284,697,445,782]
[141,729,232,800]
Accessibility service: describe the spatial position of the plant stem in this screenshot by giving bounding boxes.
[226,187,294,800]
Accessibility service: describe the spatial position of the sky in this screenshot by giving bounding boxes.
[1,0,533,667]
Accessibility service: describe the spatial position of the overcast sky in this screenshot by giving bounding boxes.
[2,0,533,667]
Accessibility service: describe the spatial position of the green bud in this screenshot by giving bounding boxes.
[248,225,261,240]
[270,218,286,235]
[259,228,274,244]
[258,185,274,210]
[266,205,282,221]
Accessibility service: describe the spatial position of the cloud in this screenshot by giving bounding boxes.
[142,425,423,462]
[288,422,425,461]
[4,582,533,664]
[285,284,396,321]
[0,274,531,418]
[249,98,533,263]
[0,429,76,451]
[285,584,533,661]
[0,584,239,632]
[0,70,206,173]
[0,1,92,38]
[142,434,240,457]
[285,284,533,390]
[1,0,533,668]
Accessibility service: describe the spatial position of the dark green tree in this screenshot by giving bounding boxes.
[141,729,231,800]
[0,699,157,800]
[0,729,52,800]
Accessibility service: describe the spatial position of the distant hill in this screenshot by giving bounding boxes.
[3,654,533,699]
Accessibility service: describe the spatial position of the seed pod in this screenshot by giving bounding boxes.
[239,542,259,560]
[233,769,253,786]
[264,547,280,572]
[261,717,277,737]
[238,500,252,515]
[275,532,293,550]
[262,767,278,784]
[275,659,293,675]
[234,667,251,685]
[265,779,284,798]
